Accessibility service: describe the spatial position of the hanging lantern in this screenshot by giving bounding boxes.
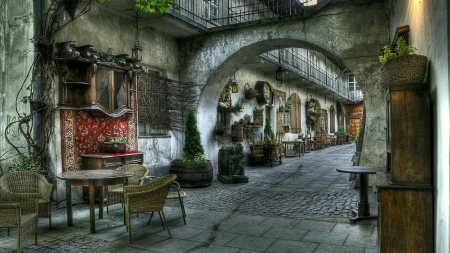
[131,44,143,62]
[231,80,238,93]
[276,67,285,81]
[131,11,143,62]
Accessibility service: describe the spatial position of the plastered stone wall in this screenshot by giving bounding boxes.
[178,1,388,170]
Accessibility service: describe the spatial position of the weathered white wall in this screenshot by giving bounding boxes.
[390,1,450,252]
[0,0,35,171]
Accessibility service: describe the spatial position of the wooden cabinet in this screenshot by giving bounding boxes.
[378,83,433,252]
[80,152,144,202]
[54,41,137,117]
[386,83,431,184]
[377,185,433,253]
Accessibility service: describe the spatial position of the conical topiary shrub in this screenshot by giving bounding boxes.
[170,109,212,187]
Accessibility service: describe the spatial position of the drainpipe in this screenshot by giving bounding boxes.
[32,0,43,153]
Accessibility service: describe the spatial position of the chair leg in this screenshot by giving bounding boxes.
[147,211,155,225]
[159,211,172,238]
[178,196,186,225]
[157,211,165,229]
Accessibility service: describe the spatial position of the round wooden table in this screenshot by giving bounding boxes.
[57,170,135,233]
[336,166,385,222]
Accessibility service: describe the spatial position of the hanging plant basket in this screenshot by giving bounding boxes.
[381,54,428,88]
[62,0,80,20]
[244,83,257,100]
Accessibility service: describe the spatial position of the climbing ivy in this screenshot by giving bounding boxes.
[97,0,180,13]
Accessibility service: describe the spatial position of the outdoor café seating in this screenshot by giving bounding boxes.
[123,174,176,243]
[106,164,148,214]
[0,183,39,253]
[0,171,53,227]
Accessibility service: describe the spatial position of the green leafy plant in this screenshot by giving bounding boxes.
[176,109,207,164]
[97,0,180,13]
[231,142,246,168]
[8,154,40,172]
[379,38,417,66]
[285,101,292,110]
[264,117,274,141]
[107,133,127,147]
[355,129,360,142]
[335,125,346,136]
[96,49,127,65]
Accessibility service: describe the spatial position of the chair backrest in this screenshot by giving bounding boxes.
[0,171,42,194]
[124,174,177,211]
[116,164,148,185]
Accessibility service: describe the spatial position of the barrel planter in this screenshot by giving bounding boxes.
[169,160,213,188]
[218,149,233,176]
[231,124,243,142]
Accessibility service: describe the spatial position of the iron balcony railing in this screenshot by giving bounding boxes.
[170,0,311,31]
[261,48,363,103]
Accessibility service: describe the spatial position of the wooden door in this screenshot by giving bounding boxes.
[349,118,361,139]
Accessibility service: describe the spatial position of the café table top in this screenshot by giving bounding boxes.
[57,170,136,181]
[336,166,385,174]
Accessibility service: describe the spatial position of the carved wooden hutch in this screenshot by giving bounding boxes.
[54,41,143,202]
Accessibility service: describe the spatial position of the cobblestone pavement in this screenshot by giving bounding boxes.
[1,142,380,253]
[172,142,365,223]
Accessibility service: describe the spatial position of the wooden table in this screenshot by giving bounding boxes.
[336,166,385,222]
[281,141,305,157]
[57,170,135,233]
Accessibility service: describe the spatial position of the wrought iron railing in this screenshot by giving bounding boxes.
[260,48,363,103]
[170,0,311,30]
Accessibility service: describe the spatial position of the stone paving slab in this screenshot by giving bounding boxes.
[0,143,380,252]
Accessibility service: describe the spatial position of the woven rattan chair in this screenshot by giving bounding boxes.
[106,164,148,214]
[0,186,39,253]
[0,171,53,227]
[146,176,187,225]
[123,174,177,243]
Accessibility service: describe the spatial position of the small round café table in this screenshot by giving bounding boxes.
[57,170,135,233]
[336,166,385,222]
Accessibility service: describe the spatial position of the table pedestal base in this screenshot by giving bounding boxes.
[350,209,378,222]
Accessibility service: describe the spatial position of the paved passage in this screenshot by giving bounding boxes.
[0,142,379,253]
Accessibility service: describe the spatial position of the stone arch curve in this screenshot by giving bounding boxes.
[178,1,387,166]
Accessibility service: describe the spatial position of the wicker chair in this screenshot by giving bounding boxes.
[106,164,148,214]
[146,176,187,225]
[0,171,53,227]
[0,186,39,253]
[123,174,177,243]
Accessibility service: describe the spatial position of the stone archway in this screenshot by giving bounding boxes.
[178,1,388,167]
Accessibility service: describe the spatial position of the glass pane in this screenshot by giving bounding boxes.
[113,71,126,110]
[96,67,110,110]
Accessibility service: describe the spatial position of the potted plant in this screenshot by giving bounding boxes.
[264,116,274,143]
[379,38,428,88]
[101,133,128,153]
[217,142,249,184]
[170,109,213,187]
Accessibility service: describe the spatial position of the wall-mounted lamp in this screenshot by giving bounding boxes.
[231,77,238,93]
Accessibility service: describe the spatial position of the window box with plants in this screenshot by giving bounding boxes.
[379,38,428,88]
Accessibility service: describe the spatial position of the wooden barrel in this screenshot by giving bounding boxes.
[231,124,243,142]
[253,110,263,126]
[218,149,233,176]
[169,160,213,188]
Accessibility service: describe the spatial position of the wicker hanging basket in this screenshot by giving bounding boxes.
[244,83,257,100]
[381,54,428,88]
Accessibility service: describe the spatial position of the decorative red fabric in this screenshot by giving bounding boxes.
[60,110,138,172]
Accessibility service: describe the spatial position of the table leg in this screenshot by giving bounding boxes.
[65,182,73,227]
[99,186,104,220]
[89,181,95,233]
[350,173,377,222]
